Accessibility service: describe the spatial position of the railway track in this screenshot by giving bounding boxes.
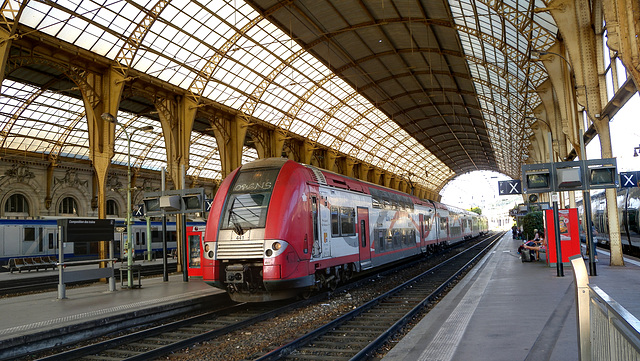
[26,234,498,361]
[257,233,501,361]
[36,297,316,361]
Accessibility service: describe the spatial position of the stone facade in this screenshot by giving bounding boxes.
[0,159,217,219]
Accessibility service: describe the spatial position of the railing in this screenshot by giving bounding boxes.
[57,258,117,299]
[570,255,640,361]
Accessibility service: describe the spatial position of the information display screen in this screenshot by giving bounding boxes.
[58,218,115,243]
[526,173,550,190]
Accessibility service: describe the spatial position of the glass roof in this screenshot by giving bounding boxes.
[2,0,561,190]
[448,0,558,176]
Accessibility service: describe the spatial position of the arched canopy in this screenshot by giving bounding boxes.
[1,0,563,192]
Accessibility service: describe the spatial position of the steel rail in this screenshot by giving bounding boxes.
[256,233,502,361]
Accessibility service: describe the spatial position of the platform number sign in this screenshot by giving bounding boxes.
[205,199,214,212]
[133,204,144,217]
[620,171,639,188]
[498,180,522,195]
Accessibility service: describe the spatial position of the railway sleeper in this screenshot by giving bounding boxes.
[298,346,358,354]
[320,334,373,342]
[128,342,161,349]
[287,354,351,361]
[84,356,121,361]
[103,349,144,356]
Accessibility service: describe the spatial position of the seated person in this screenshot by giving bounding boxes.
[524,236,546,259]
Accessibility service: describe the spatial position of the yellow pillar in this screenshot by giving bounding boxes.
[84,67,125,261]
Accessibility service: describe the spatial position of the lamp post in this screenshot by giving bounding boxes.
[102,112,153,288]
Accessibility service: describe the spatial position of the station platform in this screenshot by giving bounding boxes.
[0,272,226,360]
[383,232,640,361]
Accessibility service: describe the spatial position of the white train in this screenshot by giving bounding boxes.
[0,218,203,266]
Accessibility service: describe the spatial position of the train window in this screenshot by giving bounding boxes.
[340,207,356,236]
[49,233,54,249]
[24,227,35,242]
[151,230,162,243]
[376,229,385,252]
[222,193,271,231]
[372,196,381,209]
[141,232,145,245]
[39,228,44,252]
[331,207,340,236]
[136,232,140,246]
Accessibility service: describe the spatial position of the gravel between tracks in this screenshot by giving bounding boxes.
[163,250,464,361]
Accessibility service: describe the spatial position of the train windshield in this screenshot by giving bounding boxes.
[221,168,280,232]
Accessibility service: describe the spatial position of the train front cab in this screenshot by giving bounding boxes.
[202,159,315,302]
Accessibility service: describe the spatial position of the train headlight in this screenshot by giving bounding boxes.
[204,244,210,252]
[208,250,214,258]
[264,240,287,258]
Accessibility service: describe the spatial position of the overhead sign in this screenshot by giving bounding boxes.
[58,218,114,243]
[521,158,618,193]
[133,204,144,217]
[143,188,206,215]
[620,171,639,188]
[498,180,522,195]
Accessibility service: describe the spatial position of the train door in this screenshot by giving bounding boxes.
[2,226,20,256]
[134,228,146,258]
[357,207,371,268]
[44,227,57,255]
[319,191,331,257]
[419,214,425,250]
[310,194,321,259]
[187,225,205,277]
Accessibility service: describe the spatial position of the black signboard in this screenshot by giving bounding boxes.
[620,171,639,188]
[498,180,522,195]
[57,218,115,243]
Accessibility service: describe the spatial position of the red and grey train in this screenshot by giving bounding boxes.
[202,158,488,302]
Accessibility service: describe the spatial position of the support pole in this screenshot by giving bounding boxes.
[547,131,563,277]
[552,195,564,277]
[162,167,168,282]
[57,225,66,299]
[146,216,152,261]
[580,128,597,276]
[181,164,188,282]
[109,240,116,291]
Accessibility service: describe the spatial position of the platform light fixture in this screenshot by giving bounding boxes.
[634,144,639,157]
[102,112,153,289]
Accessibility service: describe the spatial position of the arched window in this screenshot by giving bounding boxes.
[4,193,29,214]
[58,197,78,215]
[106,199,119,217]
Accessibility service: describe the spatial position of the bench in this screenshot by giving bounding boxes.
[119,263,142,288]
[7,256,58,273]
